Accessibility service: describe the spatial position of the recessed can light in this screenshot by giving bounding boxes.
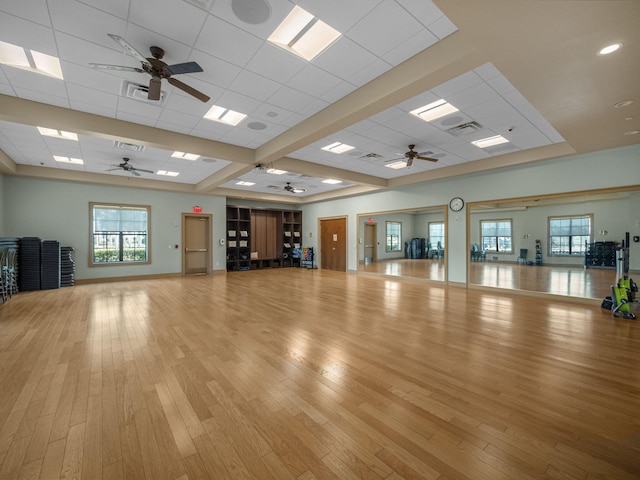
[599,43,621,55]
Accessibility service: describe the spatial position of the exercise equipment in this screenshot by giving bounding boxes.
[610,276,637,320]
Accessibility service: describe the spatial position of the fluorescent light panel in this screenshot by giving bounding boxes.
[267,168,287,175]
[236,181,255,186]
[385,160,407,169]
[471,135,509,148]
[37,127,78,141]
[322,179,342,184]
[410,99,458,122]
[53,155,83,165]
[321,142,354,154]
[172,151,199,160]
[204,105,247,126]
[0,41,63,79]
[268,6,341,61]
[156,170,180,177]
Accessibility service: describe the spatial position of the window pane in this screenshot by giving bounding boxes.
[91,203,150,265]
[386,221,402,251]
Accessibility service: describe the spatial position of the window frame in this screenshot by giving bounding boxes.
[480,218,513,254]
[428,221,445,249]
[385,221,402,252]
[89,202,151,267]
[548,214,592,256]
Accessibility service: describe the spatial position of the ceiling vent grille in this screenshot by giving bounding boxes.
[113,140,145,152]
[446,121,483,137]
[123,81,166,105]
[359,153,383,159]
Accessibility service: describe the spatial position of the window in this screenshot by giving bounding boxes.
[549,215,591,255]
[428,222,445,249]
[386,221,402,252]
[90,203,150,265]
[481,219,512,253]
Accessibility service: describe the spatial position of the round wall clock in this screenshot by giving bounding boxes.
[449,197,464,212]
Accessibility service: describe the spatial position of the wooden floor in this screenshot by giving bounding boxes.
[360,259,622,299]
[1,269,639,479]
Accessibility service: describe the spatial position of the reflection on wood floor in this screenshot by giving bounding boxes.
[359,258,445,282]
[359,258,627,299]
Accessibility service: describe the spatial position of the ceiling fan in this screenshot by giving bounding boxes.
[283,182,306,193]
[402,144,438,167]
[106,158,154,176]
[90,34,210,102]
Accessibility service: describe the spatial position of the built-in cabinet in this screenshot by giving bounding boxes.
[226,206,302,271]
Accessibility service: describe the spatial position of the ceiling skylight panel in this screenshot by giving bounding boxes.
[410,99,458,122]
[0,41,63,79]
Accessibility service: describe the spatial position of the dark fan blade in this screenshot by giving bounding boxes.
[416,155,438,162]
[148,76,162,101]
[133,168,155,174]
[106,168,120,171]
[107,34,152,68]
[406,157,414,167]
[89,63,144,73]
[167,78,210,102]
[167,61,203,75]
[131,170,141,176]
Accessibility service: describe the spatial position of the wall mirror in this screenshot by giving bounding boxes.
[467,187,640,300]
[357,206,447,283]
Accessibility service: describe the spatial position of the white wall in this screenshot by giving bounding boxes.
[302,145,640,282]
[3,176,227,280]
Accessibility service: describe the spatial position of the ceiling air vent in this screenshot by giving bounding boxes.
[123,81,166,105]
[113,140,145,152]
[359,153,383,159]
[446,121,483,137]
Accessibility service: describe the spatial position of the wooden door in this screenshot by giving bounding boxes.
[364,223,376,263]
[320,217,347,272]
[182,214,211,275]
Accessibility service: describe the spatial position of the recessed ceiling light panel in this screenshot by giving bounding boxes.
[156,170,180,177]
[322,179,342,184]
[266,168,287,175]
[37,127,78,141]
[385,160,408,169]
[53,156,83,165]
[172,151,200,160]
[321,142,355,154]
[268,6,341,61]
[204,105,247,126]
[410,99,459,122]
[471,135,509,148]
[236,181,256,186]
[0,41,63,79]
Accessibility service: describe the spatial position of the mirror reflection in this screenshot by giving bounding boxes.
[357,206,447,282]
[468,188,640,300]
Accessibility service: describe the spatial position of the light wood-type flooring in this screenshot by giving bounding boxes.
[0,269,639,479]
[360,259,624,299]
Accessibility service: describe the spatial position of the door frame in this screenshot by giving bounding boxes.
[363,222,377,264]
[318,215,348,271]
[181,213,212,275]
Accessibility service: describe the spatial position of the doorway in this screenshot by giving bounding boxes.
[364,223,377,264]
[320,217,347,272]
[182,213,212,275]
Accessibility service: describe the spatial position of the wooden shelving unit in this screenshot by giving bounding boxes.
[226,206,302,271]
[282,210,302,267]
[226,206,251,271]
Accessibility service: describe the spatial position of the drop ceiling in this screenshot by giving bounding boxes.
[0,0,638,204]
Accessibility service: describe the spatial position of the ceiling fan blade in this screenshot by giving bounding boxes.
[167,61,204,75]
[131,170,141,176]
[107,33,152,68]
[406,157,414,167]
[167,77,210,102]
[106,168,120,171]
[148,76,162,101]
[134,168,155,174]
[416,155,438,162]
[89,63,144,73]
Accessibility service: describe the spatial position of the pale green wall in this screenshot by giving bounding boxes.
[3,177,227,280]
[302,145,640,282]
